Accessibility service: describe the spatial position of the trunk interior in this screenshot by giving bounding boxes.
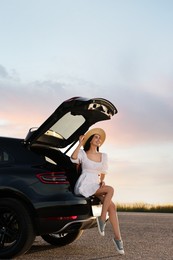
[30,145,101,206]
[30,145,82,191]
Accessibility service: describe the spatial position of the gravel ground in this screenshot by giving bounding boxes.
[16,212,173,260]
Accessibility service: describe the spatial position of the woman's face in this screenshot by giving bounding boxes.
[90,134,102,147]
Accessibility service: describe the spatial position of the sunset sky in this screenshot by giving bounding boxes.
[0,0,173,205]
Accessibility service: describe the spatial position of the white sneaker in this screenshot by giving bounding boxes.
[112,238,125,255]
[96,217,106,236]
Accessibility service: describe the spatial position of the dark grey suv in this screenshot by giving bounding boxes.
[0,96,117,258]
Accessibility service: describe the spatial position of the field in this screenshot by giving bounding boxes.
[117,202,173,213]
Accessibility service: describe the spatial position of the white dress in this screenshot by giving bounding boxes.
[70,149,108,197]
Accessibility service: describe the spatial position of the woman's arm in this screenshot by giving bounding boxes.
[100,173,105,182]
[71,135,84,160]
[99,173,106,187]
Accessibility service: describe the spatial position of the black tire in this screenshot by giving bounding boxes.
[41,230,83,247]
[0,198,36,259]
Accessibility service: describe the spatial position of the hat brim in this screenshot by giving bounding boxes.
[82,128,106,147]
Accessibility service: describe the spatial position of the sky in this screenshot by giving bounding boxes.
[0,0,173,205]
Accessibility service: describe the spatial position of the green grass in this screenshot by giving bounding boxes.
[117,202,173,213]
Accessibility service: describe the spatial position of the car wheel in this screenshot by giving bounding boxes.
[0,198,36,259]
[41,230,83,246]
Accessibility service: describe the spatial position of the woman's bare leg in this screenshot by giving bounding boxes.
[108,201,121,240]
[96,194,122,240]
[95,190,125,254]
[95,185,114,221]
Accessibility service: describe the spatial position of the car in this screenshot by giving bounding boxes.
[0,96,117,258]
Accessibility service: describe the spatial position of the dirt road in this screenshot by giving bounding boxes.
[16,212,173,260]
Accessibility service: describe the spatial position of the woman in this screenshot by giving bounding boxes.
[70,128,125,255]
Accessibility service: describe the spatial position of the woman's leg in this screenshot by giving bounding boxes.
[95,185,114,221]
[96,193,122,240]
[108,201,121,240]
[95,190,125,254]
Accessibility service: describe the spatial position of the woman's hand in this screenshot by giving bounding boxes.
[79,135,85,145]
[100,181,105,187]
[99,173,105,188]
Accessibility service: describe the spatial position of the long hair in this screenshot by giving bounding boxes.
[83,134,99,152]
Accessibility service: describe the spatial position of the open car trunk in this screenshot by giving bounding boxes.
[25,97,118,196]
[24,97,117,151]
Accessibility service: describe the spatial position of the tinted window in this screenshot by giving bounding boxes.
[45,112,85,139]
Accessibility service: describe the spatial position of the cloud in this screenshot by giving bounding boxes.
[103,84,173,146]
[0,67,70,137]
[1,68,172,204]
[0,65,173,145]
[0,67,102,137]
[0,65,9,78]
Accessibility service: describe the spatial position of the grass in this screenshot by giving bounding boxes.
[117,202,173,213]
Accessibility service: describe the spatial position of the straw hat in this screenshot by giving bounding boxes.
[82,128,106,147]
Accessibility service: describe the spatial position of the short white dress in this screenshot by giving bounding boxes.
[70,149,108,197]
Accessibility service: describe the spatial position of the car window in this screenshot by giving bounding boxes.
[45,112,85,140]
[0,149,14,164]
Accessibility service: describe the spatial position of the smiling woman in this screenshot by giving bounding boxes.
[70,128,125,255]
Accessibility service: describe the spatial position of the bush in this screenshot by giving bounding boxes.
[117,203,173,213]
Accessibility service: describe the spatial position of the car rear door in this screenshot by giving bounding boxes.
[24,97,117,150]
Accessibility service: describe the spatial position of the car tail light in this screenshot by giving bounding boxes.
[47,216,78,220]
[36,172,69,184]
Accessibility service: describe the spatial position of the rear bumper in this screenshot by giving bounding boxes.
[38,216,98,235]
[35,204,102,235]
